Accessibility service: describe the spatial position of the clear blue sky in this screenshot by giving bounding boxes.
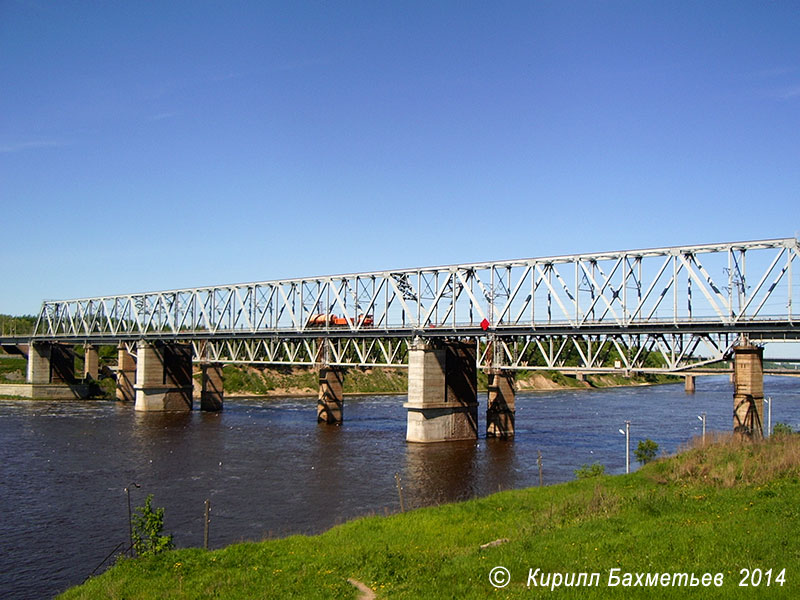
[1,1,798,316]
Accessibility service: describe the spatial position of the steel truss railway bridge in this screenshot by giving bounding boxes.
[3,237,798,442]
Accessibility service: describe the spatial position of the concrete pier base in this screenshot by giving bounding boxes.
[0,382,90,399]
[684,375,696,393]
[27,342,76,384]
[83,344,99,380]
[200,363,224,411]
[733,344,764,439]
[134,341,193,411]
[116,344,136,403]
[486,369,515,439]
[12,342,88,399]
[317,366,344,424]
[404,339,478,443]
[27,342,53,385]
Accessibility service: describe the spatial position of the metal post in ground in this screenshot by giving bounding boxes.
[765,397,772,437]
[618,421,630,474]
[698,412,706,446]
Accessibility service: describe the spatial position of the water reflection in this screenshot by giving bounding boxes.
[308,423,347,524]
[483,437,517,492]
[404,440,478,508]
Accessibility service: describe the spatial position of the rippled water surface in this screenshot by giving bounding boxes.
[1,376,799,598]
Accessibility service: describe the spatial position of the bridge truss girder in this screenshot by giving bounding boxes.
[34,238,798,340]
[481,332,738,373]
[110,331,746,375]
[28,238,799,373]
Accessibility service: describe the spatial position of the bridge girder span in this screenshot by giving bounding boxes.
[104,331,743,375]
[28,238,799,373]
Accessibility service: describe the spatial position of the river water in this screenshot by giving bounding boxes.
[1,376,799,598]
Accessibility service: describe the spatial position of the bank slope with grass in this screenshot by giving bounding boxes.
[60,435,800,599]
[218,364,678,397]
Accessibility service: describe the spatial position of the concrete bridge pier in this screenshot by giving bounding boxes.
[404,339,478,443]
[83,344,99,380]
[47,343,76,384]
[19,342,90,398]
[116,344,136,402]
[200,363,224,411]
[486,369,515,439]
[27,342,72,384]
[134,341,193,411]
[27,342,55,384]
[317,366,344,424]
[733,344,764,439]
[684,375,696,393]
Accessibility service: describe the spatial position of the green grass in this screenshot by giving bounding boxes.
[216,365,678,398]
[0,355,26,381]
[60,434,800,599]
[341,367,407,394]
[222,365,276,395]
[221,365,409,396]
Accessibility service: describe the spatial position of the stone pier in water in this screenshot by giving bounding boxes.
[317,366,344,424]
[733,344,764,439]
[404,339,478,443]
[486,369,515,439]
[134,341,194,411]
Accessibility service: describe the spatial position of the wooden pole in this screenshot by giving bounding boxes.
[204,499,211,550]
[125,487,133,557]
[537,450,543,486]
[394,473,405,513]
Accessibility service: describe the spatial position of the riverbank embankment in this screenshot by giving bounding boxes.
[218,364,679,398]
[59,433,800,599]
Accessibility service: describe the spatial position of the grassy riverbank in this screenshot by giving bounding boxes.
[59,434,800,599]
[0,354,26,382]
[220,365,410,396]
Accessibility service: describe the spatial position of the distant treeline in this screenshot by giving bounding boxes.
[0,314,37,336]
